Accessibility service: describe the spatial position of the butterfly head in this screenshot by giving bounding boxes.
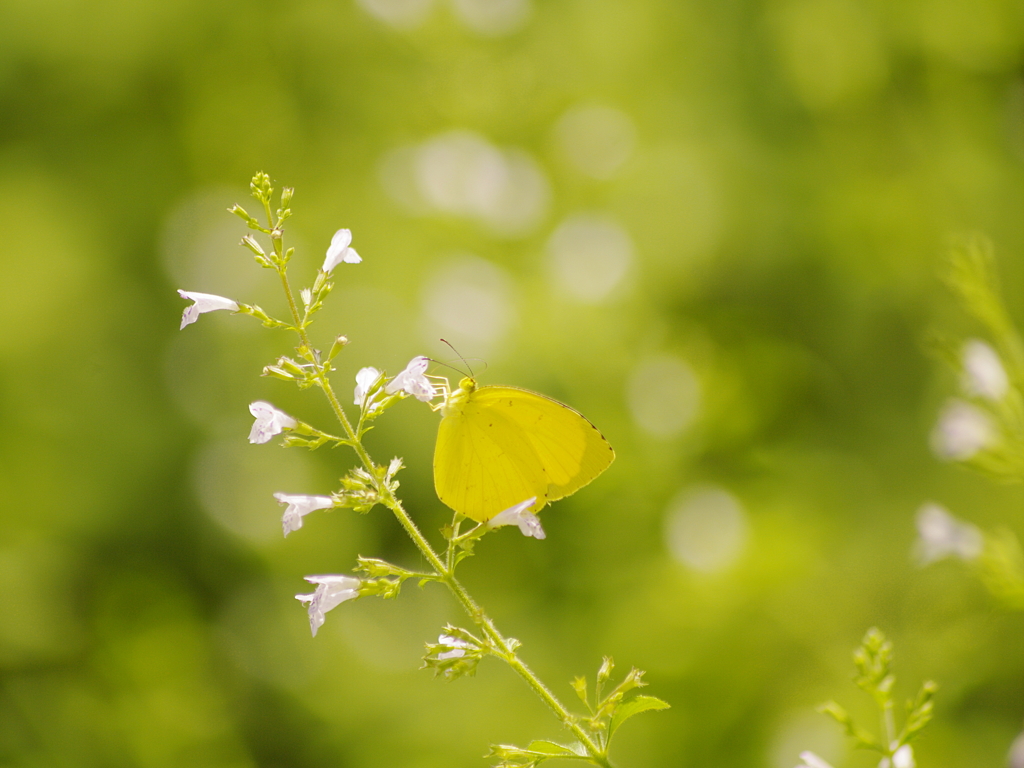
[438,376,477,416]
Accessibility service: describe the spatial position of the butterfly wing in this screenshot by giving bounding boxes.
[434,385,614,522]
[435,394,550,522]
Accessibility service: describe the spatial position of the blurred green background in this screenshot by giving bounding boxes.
[2,0,1023,766]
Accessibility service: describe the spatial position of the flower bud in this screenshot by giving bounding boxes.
[240,234,266,256]
[228,203,254,223]
[262,365,295,382]
[328,335,349,361]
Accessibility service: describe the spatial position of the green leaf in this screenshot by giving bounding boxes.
[526,741,586,758]
[608,695,670,737]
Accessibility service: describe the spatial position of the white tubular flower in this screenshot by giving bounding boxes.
[248,401,298,444]
[930,399,994,460]
[961,339,1009,401]
[322,228,362,272]
[385,356,437,402]
[354,366,382,405]
[436,633,471,660]
[796,752,835,768]
[295,575,361,637]
[891,744,915,768]
[177,289,239,329]
[915,503,983,564]
[274,492,334,537]
[486,497,545,539]
[385,457,403,482]
[878,744,915,768]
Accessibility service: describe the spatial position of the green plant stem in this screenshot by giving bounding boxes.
[882,698,895,753]
[380,492,610,763]
[272,250,614,767]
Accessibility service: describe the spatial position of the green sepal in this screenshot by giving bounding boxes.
[357,556,417,580]
[571,675,588,707]
[360,577,403,600]
[238,303,290,329]
[281,434,331,450]
[228,203,264,231]
[328,335,349,360]
[608,695,670,738]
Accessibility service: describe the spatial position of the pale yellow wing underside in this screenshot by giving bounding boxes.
[434,386,614,522]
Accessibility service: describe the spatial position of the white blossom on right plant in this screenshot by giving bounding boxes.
[930,399,994,460]
[914,503,983,564]
[878,744,914,768]
[961,339,1008,401]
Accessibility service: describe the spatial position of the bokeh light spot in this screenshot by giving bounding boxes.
[160,187,268,299]
[382,130,549,236]
[546,213,634,303]
[415,130,506,216]
[356,0,434,29]
[192,438,314,544]
[553,104,636,179]
[627,354,700,437]
[420,255,518,357]
[451,0,531,36]
[664,486,749,573]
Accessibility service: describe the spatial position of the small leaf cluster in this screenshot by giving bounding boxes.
[230,171,294,270]
[421,625,488,681]
[354,556,438,601]
[487,657,669,768]
[183,173,669,768]
[334,458,404,514]
[229,174,342,334]
[819,628,936,760]
[934,234,1024,479]
[926,235,1024,611]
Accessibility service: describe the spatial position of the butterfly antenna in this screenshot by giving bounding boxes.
[439,339,474,377]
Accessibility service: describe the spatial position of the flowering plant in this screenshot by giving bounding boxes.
[917,236,1024,611]
[177,173,667,767]
[801,628,935,768]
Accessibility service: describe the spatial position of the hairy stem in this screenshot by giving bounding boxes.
[270,219,614,767]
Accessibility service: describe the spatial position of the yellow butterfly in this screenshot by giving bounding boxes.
[433,376,615,523]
